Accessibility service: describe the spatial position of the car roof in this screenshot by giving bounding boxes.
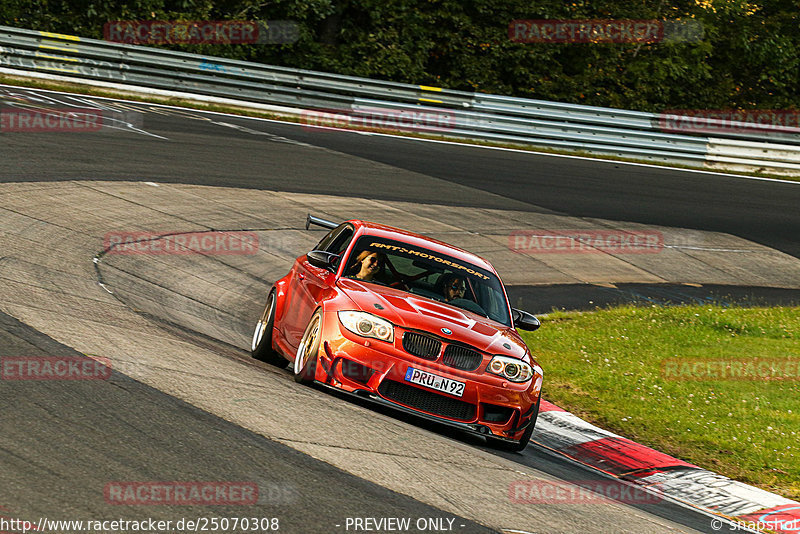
[349,220,497,274]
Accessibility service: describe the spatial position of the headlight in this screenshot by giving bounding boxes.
[338,311,394,343]
[487,355,533,382]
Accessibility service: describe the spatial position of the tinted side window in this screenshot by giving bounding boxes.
[314,224,354,255]
[314,224,345,251]
[327,227,354,255]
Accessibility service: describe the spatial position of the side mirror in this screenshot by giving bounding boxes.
[307,250,339,271]
[512,308,540,331]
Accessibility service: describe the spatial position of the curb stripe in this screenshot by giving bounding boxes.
[561,436,697,476]
[538,400,566,412]
[535,400,800,531]
[740,505,800,533]
[639,468,795,517]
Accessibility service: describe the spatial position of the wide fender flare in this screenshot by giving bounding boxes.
[312,295,356,382]
[315,299,338,354]
[272,275,291,324]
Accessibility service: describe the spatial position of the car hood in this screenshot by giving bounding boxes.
[337,278,528,359]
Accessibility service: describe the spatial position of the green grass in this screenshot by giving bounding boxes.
[521,305,800,500]
[1,73,797,183]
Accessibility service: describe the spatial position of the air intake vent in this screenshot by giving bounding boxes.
[378,380,476,421]
[339,359,373,385]
[481,403,514,424]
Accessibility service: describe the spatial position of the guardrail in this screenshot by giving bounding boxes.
[1,24,798,175]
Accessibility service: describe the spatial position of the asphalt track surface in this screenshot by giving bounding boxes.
[0,306,718,534]
[2,95,799,261]
[0,310,489,533]
[2,86,797,533]
[2,90,799,313]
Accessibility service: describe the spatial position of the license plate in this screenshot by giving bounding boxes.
[404,367,465,398]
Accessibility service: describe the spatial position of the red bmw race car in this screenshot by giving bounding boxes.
[251,215,543,451]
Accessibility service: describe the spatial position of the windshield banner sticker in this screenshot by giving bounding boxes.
[368,242,489,279]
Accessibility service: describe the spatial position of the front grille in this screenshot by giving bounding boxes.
[402,332,441,360]
[378,380,476,421]
[442,344,483,371]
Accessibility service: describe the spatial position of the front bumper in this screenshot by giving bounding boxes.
[313,312,542,442]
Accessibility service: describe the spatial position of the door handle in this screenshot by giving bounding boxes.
[298,273,305,280]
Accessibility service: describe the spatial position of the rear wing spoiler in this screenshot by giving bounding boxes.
[305,213,339,230]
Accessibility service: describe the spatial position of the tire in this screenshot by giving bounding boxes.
[489,395,540,452]
[293,309,322,384]
[251,290,286,367]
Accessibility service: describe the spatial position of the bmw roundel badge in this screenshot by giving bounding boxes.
[441,328,452,335]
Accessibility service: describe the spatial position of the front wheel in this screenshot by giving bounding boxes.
[294,310,322,384]
[251,290,286,367]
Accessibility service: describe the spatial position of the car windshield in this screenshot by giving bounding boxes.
[342,235,511,326]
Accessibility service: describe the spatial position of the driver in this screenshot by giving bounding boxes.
[351,250,386,282]
[438,272,466,302]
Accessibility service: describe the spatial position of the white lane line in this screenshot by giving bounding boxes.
[98,282,113,295]
[214,121,311,145]
[666,245,758,253]
[0,85,167,139]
